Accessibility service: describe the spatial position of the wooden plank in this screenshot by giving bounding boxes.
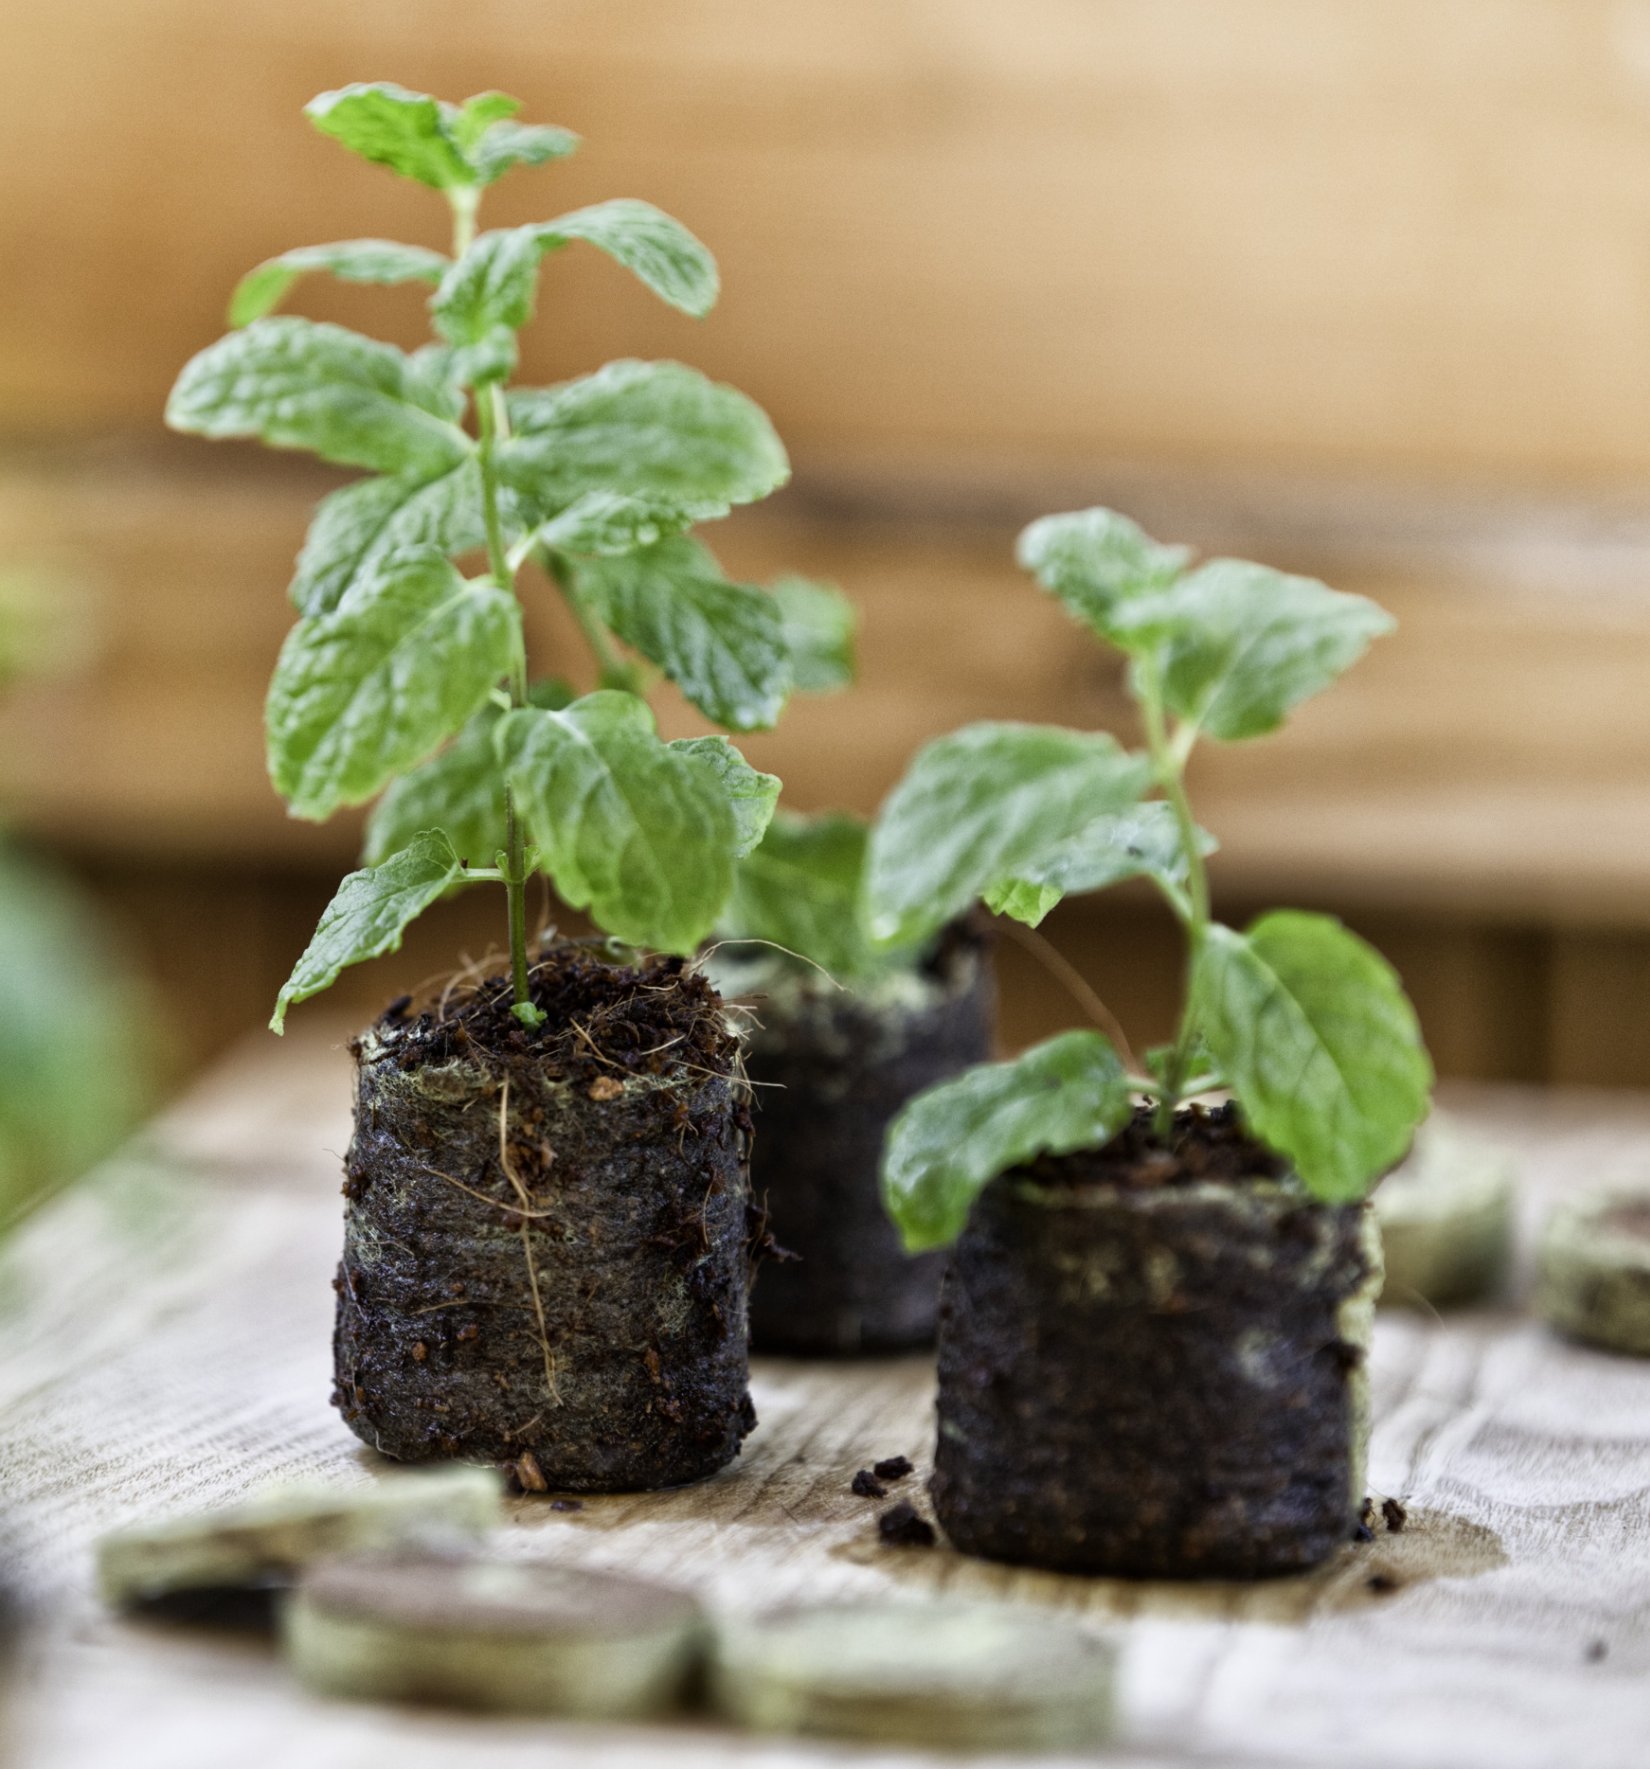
[3,1031,1649,1767]
[6,453,1650,928]
[10,4,1650,483]
[12,6,1650,484]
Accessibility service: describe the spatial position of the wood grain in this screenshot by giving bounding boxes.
[3,1028,1649,1767]
[10,3,1650,483]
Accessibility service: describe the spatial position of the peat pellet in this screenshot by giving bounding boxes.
[709,1601,1115,1752]
[1375,1119,1515,1309]
[96,1464,501,1609]
[1538,1185,1650,1355]
[283,1549,704,1718]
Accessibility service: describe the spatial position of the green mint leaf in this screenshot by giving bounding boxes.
[721,811,911,981]
[0,845,144,1195]
[1146,560,1394,741]
[980,876,1065,928]
[529,490,725,557]
[497,692,739,952]
[431,201,718,343]
[576,538,790,731]
[421,327,519,389]
[363,703,507,869]
[1017,507,1191,641]
[470,121,581,184]
[267,551,521,820]
[984,802,1216,927]
[772,576,856,693]
[166,318,469,476]
[882,1031,1133,1251]
[448,91,522,150]
[865,722,1151,948]
[305,83,475,190]
[1196,912,1432,1202]
[499,360,788,524]
[665,736,779,857]
[290,459,485,617]
[228,239,449,327]
[271,830,464,1032]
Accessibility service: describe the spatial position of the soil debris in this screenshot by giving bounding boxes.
[1016,1101,1287,1193]
[850,1470,887,1500]
[587,1076,625,1102]
[1585,1638,1608,1663]
[872,1456,914,1482]
[1382,1497,1408,1533]
[1351,1522,1375,1544]
[878,1501,936,1548]
[502,1452,549,1495]
[1365,1572,1401,1595]
[550,1498,584,1514]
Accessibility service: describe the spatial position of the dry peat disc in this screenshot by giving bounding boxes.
[96,1463,501,1608]
[283,1548,705,1719]
[709,1599,1115,1751]
[1538,1184,1650,1355]
[1375,1118,1516,1309]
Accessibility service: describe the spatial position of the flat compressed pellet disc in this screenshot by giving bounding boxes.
[284,1549,704,1718]
[97,1464,500,1608]
[709,1600,1115,1752]
[1376,1118,1516,1308]
[1538,1185,1650,1355]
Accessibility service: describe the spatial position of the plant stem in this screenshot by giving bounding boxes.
[1138,657,1212,1138]
[450,188,535,1018]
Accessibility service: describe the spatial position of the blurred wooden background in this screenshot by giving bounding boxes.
[5,1,1650,1089]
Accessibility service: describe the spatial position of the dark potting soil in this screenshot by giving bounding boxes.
[1016,1101,1290,1192]
[333,943,756,1492]
[931,1106,1380,1578]
[737,922,994,1355]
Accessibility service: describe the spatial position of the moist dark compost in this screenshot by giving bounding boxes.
[333,943,756,1491]
[931,1104,1383,1578]
[733,925,993,1355]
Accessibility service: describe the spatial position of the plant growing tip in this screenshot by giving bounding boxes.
[870,506,1431,1235]
[169,82,838,1027]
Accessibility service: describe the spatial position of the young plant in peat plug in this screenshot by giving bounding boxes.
[166,82,827,1491]
[866,509,1433,1577]
[711,806,996,1355]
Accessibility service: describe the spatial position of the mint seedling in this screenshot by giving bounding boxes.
[869,507,1433,1245]
[167,82,826,1030]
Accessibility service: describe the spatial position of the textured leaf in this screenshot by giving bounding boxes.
[166,318,469,476]
[1196,911,1432,1202]
[272,831,464,1032]
[499,360,788,524]
[432,201,718,343]
[529,490,723,557]
[228,239,448,327]
[865,722,1151,948]
[772,576,856,693]
[577,539,790,731]
[267,551,521,819]
[305,83,475,190]
[290,459,485,617]
[666,736,779,857]
[721,812,913,981]
[1017,507,1191,641]
[448,91,522,149]
[498,692,738,951]
[882,1032,1133,1251]
[363,704,506,869]
[983,802,1216,927]
[470,120,580,184]
[1146,560,1394,741]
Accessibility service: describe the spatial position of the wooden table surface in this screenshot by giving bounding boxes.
[3,1026,1649,1769]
